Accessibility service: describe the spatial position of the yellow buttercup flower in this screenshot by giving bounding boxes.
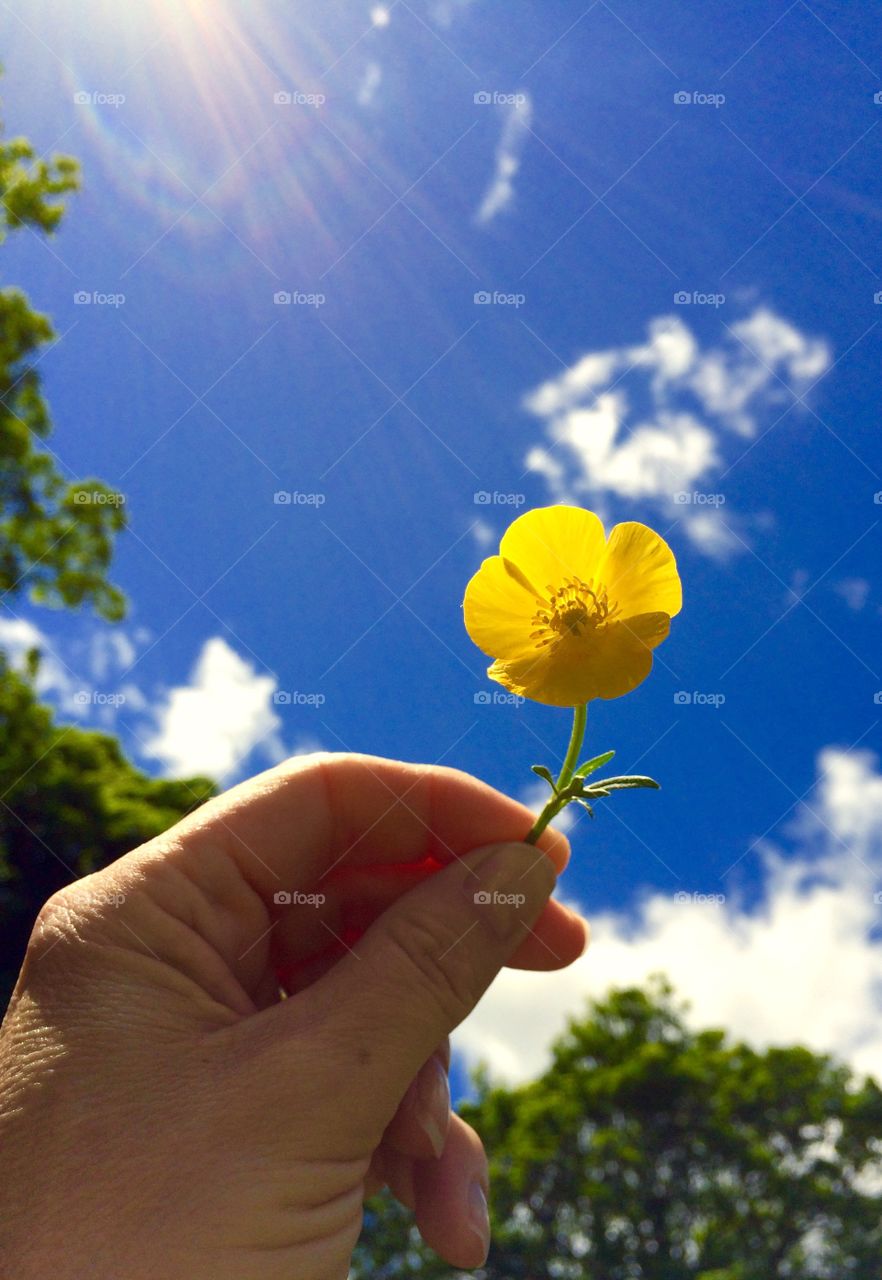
[464,504,682,707]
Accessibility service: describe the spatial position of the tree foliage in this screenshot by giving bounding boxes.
[354,982,882,1279]
[0,650,215,1008]
[0,92,126,620]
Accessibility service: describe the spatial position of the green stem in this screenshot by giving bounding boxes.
[524,703,587,845]
[557,702,587,791]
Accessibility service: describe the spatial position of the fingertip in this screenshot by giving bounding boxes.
[534,823,571,874]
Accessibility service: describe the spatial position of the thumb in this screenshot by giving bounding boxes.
[293,841,556,1145]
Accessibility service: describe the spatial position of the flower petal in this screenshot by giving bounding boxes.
[463,554,540,662]
[488,614,663,707]
[601,522,682,620]
[499,505,608,596]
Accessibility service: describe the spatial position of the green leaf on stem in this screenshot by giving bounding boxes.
[530,764,557,791]
[573,750,615,779]
[590,775,660,791]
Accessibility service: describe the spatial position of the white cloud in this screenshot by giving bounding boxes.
[357,61,382,107]
[470,516,495,549]
[431,0,477,27]
[523,307,832,549]
[144,637,287,781]
[475,94,532,225]
[679,508,744,561]
[82,629,138,680]
[0,615,80,711]
[834,577,871,612]
[0,615,152,727]
[456,746,882,1087]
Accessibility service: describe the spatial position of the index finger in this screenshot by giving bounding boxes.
[163,752,570,903]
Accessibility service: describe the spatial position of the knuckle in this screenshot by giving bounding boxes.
[378,911,481,1026]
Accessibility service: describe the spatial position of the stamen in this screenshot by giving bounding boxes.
[529,575,618,650]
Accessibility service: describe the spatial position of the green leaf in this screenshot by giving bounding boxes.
[573,750,615,779]
[586,774,660,792]
[531,764,557,791]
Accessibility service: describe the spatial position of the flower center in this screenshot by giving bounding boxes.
[530,576,617,649]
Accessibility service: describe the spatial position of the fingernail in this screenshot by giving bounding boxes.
[465,843,556,943]
[415,1054,450,1159]
[467,1179,490,1259]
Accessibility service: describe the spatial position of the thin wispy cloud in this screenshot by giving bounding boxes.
[475,93,532,225]
[357,61,382,107]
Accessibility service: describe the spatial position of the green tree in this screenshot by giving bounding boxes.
[0,650,215,1008]
[353,982,882,1279]
[0,89,126,620]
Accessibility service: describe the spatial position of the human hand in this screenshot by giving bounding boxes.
[0,752,588,1279]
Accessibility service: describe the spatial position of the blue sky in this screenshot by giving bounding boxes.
[3,0,882,1090]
